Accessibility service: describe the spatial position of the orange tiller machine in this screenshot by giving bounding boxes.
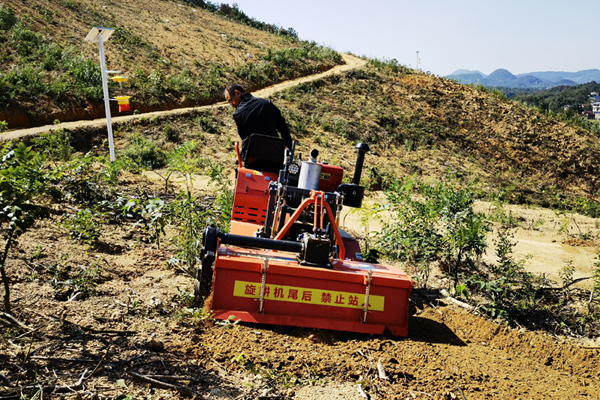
[195,134,412,336]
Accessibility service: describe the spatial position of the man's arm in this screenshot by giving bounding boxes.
[274,105,293,149]
[232,112,248,142]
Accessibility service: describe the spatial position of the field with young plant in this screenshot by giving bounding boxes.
[2,1,600,400]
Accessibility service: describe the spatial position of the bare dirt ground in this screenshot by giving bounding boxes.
[1,168,599,399]
[4,248,600,399]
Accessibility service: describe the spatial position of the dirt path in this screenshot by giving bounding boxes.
[0,53,366,142]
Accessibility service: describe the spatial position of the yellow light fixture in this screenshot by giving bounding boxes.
[115,96,132,112]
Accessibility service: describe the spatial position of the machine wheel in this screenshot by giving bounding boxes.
[193,265,213,307]
[200,262,213,296]
[193,226,219,307]
[193,279,202,308]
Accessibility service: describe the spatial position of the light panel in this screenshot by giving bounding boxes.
[84,27,115,42]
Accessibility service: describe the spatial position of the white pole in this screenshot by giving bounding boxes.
[416,51,419,72]
[98,32,115,162]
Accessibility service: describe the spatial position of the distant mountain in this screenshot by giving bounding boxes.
[446,68,600,88]
[448,69,484,76]
[554,79,578,86]
[515,75,547,88]
[488,69,517,81]
[521,70,600,85]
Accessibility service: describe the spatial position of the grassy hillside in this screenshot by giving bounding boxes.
[0,0,342,127]
[267,61,600,214]
[3,0,600,214]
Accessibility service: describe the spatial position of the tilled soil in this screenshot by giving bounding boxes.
[194,306,600,399]
[3,238,600,399]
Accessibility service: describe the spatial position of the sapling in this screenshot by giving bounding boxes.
[0,143,50,313]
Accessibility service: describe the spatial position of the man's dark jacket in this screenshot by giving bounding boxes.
[233,93,293,154]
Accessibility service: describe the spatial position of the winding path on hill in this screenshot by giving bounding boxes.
[1,54,366,142]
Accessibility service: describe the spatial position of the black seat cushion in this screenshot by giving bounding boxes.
[243,134,285,174]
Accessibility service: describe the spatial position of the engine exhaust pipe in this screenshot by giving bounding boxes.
[352,143,370,185]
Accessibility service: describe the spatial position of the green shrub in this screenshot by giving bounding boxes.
[368,58,409,75]
[378,176,489,287]
[0,6,17,30]
[63,208,100,245]
[262,41,343,72]
[0,121,7,132]
[32,129,73,161]
[491,227,525,279]
[194,115,215,133]
[50,261,103,298]
[149,70,164,95]
[57,151,104,205]
[594,256,600,300]
[69,262,103,296]
[69,58,103,99]
[11,24,44,57]
[167,191,208,275]
[559,260,575,299]
[163,123,179,142]
[121,133,166,169]
[123,198,166,246]
[0,142,51,313]
[333,118,352,139]
[205,160,234,232]
[169,68,197,94]
[100,158,134,185]
[3,66,45,96]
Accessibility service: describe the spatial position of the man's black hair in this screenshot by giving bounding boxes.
[225,83,245,96]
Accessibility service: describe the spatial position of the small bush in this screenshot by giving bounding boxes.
[378,176,489,288]
[491,227,525,279]
[0,6,17,30]
[368,58,409,75]
[559,260,575,299]
[69,58,103,99]
[32,129,73,161]
[163,124,179,142]
[205,160,234,232]
[149,70,164,95]
[101,158,133,185]
[594,256,600,300]
[194,115,215,133]
[63,208,100,245]
[169,68,197,94]
[122,133,167,169]
[167,191,209,275]
[52,262,103,298]
[70,262,103,296]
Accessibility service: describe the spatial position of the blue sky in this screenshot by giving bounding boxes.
[229,0,598,77]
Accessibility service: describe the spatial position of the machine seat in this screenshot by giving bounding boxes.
[243,134,285,174]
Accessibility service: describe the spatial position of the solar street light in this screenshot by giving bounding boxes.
[85,27,119,162]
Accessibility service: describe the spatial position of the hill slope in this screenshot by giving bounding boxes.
[0,0,342,127]
[268,63,600,209]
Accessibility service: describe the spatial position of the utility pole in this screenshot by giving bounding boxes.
[416,51,419,72]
